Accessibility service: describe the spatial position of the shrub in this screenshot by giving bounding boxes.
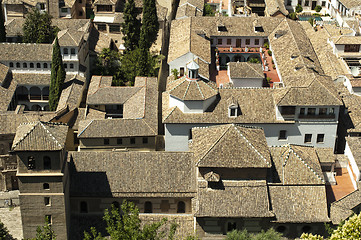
[289,12,298,20]
[266,77,272,83]
[203,4,215,16]
[263,42,269,49]
[308,18,314,26]
[268,50,272,56]
[295,4,303,13]
[300,233,324,240]
[315,5,322,12]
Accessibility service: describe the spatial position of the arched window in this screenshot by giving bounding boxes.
[43,183,50,190]
[42,87,49,100]
[28,156,35,169]
[71,48,75,55]
[30,63,34,68]
[9,62,13,67]
[43,156,51,170]
[112,201,120,209]
[16,86,29,101]
[36,63,41,68]
[23,63,27,68]
[30,86,41,100]
[80,201,88,213]
[177,201,185,213]
[70,63,74,69]
[63,48,68,54]
[144,201,152,213]
[16,62,20,68]
[43,63,48,68]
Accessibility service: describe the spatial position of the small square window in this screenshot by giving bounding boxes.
[307,108,316,115]
[142,137,148,144]
[245,39,250,45]
[254,39,260,45]
[227,39,232,45]
[104,139,109,145]
[305,0,309,6]
[43,183,50,190]
[321,1,326,6]
[319,108,327,115]
[44,197,51,206]
[317,134,324,143]
[130,138,136,144]
[279,130,287,140]
[117,138,122,144]
[217,39,222,45]
[304,134,312,143]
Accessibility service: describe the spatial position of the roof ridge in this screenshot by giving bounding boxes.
[196,124,232,166]
[233,125,271,167]
[142,119,157,135]
[182,81,191,99]
[39,122,63,148]
[195,80,205,99]
[162,106,177,122]
[12,122,38,150]
[168,78,187,93]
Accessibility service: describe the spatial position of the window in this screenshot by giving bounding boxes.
[73,133,79,145]
[227,222,237,232]
[229,107,237,117]
[321,1,326,6]
[144,201,152,213]
[71,48,76,55]
[300,108,305,115]
[304,134,312,143]
[307,108,316,115]
[30,63,34,68]
[110,25,121,32]
[254,26,264,32]
[302,225,312,233]
[61,8,68,13]
[9,62,13,67]
[104,138,110,145]
[217,38,222,45]
[319,108,327,115]
[64,63,67,69]
[97,24,106,31]
[330,108,335,114]
[70,63,74,69]
[23,63,27,68]
[344,45,360,53]
[276,225,287,233]
[188,129,192,140]
[117,138,122,144]
[227,39,232,45]
[180,67,184,76]
[16,62,20,68]
[317,134,324,143]
[177,201,185,213]
[63,48,68,54]
[298,0,302,5]
[39,3,45,10]
[245,39,250,45]
[80,201,88,213]
[142,137,148,144]
[279,130,287,140]
[28,156,35,170]
[254,39,260,45]
[45,215,52,225]
[43,63,48,68]
[281,106,296,115]
[97,5,112,12]
[130,138,136,144]
[305,0,309,6]
[44,197,50,206]
[37,63,41,68]
[43,183,50,190]
[43,156,51,170]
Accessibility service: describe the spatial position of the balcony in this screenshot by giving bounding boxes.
[298,114,335,119]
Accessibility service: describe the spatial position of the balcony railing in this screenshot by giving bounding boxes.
[298,114,335,119]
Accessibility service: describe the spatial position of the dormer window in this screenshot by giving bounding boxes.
[218,26,227,32]
[254,26,264,32]
[229,106,238,117]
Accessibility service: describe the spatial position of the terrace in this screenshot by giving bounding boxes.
[211,46,281,87]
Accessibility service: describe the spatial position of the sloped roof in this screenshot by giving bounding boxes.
[0,63,10,86]
[12,73,51,86]
[0,43,52,62]
[0,78,17,112]
[264,0,289,16]
[228,62,264,79]
[330,189,361,224]
[167,77,218,101]
[331,35,361,45]
[315,148,335,164]
[270,145,325,185]
[341,92,361,133]
[192,124,271,168]
[12,122,68,151]
[269,185,329,223]
[56,74,85,112]
[196,180,274,217]
[338,0,361,9]
[176,0,204,19]
[69,151,196,197]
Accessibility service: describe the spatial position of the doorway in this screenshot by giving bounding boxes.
[312,1,317,9]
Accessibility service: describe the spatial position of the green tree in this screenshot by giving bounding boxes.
[49,38,66,111]
[248,58,260,63]
[23,8,58,43]
[226,229,282,240]
[32,216,56,240]
[226,229,251,240]
[203,4,215,16]
[295,4,303,13]
[122,0,141,52]
[139,0,159,50]
[330,213,361,240]
[0,220,13,240]
[314,5,322,12]
[83,200,177,240]
[300,233,324,240]
[0,5,6,42]
[289,12,298,20]
[96,48,121,75]
[171,69,179,80]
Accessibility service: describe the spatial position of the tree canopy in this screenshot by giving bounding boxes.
[139,0,159,50]
[31,216,56,240]
[49,37,66,111]
[23,8,59,43]
[121,0,141,52]
[226,229,283,240]
[203,4,215,16]
[0,220,13,240]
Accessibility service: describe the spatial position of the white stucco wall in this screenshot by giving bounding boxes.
[169,95,217,113]
[344,141,361,181]
[211,37,267,48]
[230,78,263,88]
[169,52,196,77]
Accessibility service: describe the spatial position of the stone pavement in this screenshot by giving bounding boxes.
[0,206,23,240]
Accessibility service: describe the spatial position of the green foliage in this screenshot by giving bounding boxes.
[97,48,121,75]
[0,220,13,240]
[300,233,324,240]
[308,18,314,26]
[295,4,303,13]
[324,222,335,237]
[248,58,260,63]
[32,216,56,240]
[0,6,6,42]
[171,69,179,80]
[49,38,66,111]
[263,42,269,49]
[266,77,272,84]
[289,12,298,20]
[268,50,272,56]
[184,235,199,240]
[83,200,179,240]
[203,4,215,16]
[330,213,361,240]
[23,8,58,43]
[315,5,322,12]
[122,0,141,52]
[226,229,282,240]
[139,0,159,50]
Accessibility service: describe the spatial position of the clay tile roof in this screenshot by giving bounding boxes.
[69,151,196,197]
[315,148,335,164]
[12,73,51,86]
[330,189,361,224]
[167,77,218,101]
[0,63,9,85]
[192,124,271,168]
[0,43,52,62]
[331,35,361,45]
[270,145,325,185]
[196,180,274,217]
[228,62,264,79]
[56,74,85,112]
[0,78,17,112]
[341,93,361,133]
[12,121,68,151]
[269,185,329,223]
[264,0,289,16]
[338,0,361,9]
